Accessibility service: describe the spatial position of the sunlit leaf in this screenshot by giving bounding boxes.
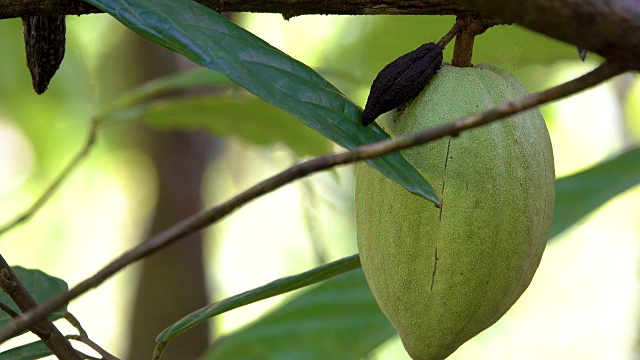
[551,146,640,238]
[0,267,68,327]
[85,0,440,205]
[201,270,394,360]
[0,340,51,360]
[156,255,360,345]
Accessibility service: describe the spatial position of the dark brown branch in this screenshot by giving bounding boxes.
[0,61,627,345]
[0,0,101,18]
[0,0,477,19]
[2,0,639,66]
[0,256,82,359]
[457,0,640,68]
[199,0,477,18]
[0,301,20,319]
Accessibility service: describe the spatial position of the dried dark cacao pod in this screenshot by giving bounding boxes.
[362,42,443,126]
[22,15,66,95]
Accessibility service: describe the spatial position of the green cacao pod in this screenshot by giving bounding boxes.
[356,64,555,359]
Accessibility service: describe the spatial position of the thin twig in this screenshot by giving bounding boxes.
[67,335,119,360]
[64,312,87,337]
[0,61,628,344]
[0,299,48,337]
[0,301,20,319]
[0,120,98,238]
[437,20,463,49]
[437,16,502,51]
[65,312,120,359]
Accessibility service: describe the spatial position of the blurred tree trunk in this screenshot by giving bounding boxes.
[124,34,214,360]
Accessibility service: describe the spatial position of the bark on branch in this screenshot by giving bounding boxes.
[458,0,640,68]
[0,0,101,18]
[0,0,476,19]
[1,0,638,66]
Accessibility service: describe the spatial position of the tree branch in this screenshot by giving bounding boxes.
[0,256,82,359]
[2,0,639,65]
[0,61,627,345]
[457,0,640,68]
[0,0,476,19]
[0,0,101,18]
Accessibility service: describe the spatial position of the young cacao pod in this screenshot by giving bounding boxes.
[356,64,555,360]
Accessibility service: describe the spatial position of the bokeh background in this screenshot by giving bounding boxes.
[0,11,638,360]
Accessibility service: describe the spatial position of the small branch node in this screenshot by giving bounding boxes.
[452,16,502,67]
[0,269,16,293]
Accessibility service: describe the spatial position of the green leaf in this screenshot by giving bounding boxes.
[104,95,330,156]
[551,146,640,238]
[0,267,69,327]
[85,0,440,205]
[201,270,395,360]
[0,341,52,360]
[99,68,328,155]
[156,255,360,346]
